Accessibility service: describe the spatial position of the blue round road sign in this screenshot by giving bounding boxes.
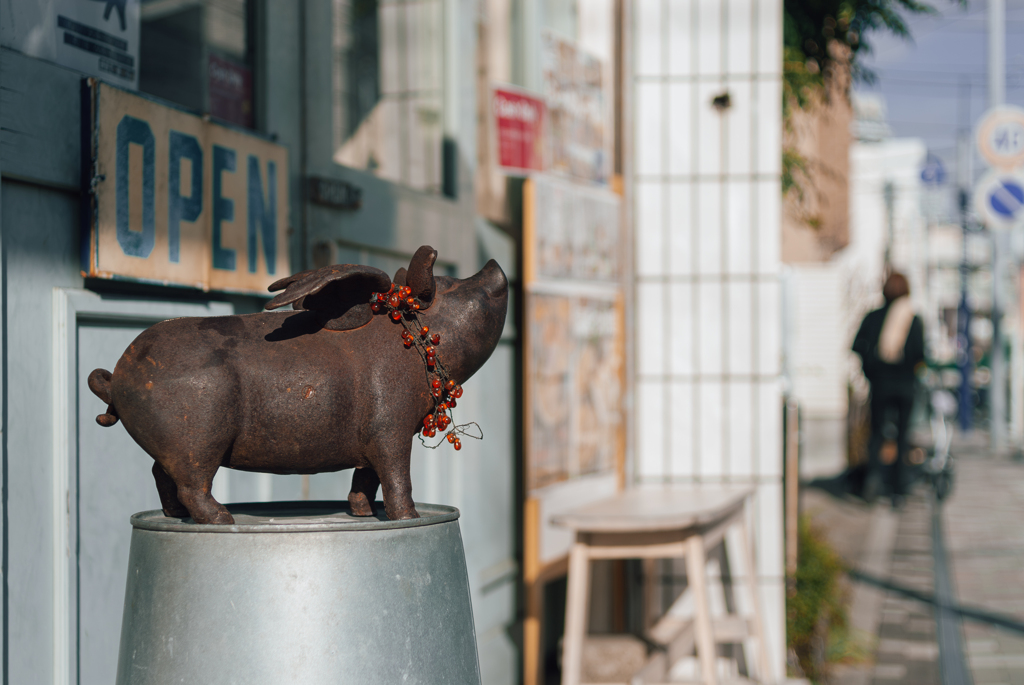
[920,153,947,186]
[989,178,1024,219]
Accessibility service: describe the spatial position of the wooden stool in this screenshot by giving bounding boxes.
[552,486,771,685]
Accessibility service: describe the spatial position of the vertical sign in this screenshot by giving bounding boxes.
[84,81,289,293]
[540,31,609,185]
[56,0,140,89]
[208,54,255,129]
[493,85,546,175]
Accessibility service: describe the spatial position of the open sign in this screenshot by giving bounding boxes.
[82,80,289,293]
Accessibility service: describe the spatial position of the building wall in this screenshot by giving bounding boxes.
[630,0,785,679]
[0,1,518,682]
[782,89,853,264]
[787,265,848,418]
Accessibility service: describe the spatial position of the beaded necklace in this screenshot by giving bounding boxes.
[370,283,474,451]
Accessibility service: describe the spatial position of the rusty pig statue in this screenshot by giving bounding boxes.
[87,246,508,524]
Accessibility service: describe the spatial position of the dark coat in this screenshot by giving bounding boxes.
[852,303,925,398]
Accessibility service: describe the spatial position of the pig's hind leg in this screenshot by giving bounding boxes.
[161,456,234,525]
[348,467,380,516]
[152,463,189,518]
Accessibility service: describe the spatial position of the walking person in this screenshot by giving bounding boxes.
[852,272,926,508]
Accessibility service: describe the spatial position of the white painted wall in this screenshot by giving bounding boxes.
[787,265,847,418]
[845,137,929,336]
[630,0,785,679]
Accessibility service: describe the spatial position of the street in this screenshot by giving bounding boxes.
[806,433,1024,685]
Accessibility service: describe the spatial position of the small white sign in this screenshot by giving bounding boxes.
[974,169,1024,230]
[54,0,140,89]
[976,106,1024,171]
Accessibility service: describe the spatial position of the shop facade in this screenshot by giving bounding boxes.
[2,1,517,683]
[1,1,784,683]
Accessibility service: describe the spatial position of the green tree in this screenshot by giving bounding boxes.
[782,0,961,194]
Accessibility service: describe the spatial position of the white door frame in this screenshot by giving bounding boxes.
[51,288,232,685]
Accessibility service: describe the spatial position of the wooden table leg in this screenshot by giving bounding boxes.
[562,542,591,685]
[685,535,718,685]
[524,577,543,685]
[739,500,771,683]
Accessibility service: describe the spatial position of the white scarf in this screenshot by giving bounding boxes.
[878,295,915,364]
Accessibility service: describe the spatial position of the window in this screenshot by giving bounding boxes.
[333,0,444,193]
[139,0,256,129]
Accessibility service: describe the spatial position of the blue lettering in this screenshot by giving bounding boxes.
[167,131,203,263]
[115,115,155,258]
[212,145,236,271]
[247,156,277,274]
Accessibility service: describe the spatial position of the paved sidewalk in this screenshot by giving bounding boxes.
[944,444,1024,685]
[803,489,939,685]
[804,433,1024,685]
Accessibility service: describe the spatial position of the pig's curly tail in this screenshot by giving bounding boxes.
[87,368,120,427]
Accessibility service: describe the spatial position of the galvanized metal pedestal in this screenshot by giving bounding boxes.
[115,501,481,684]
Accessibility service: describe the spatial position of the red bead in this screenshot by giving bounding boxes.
[422,426,431,436]
[424,415,434,426]
[388,294,400,308]
[453,386,463,398]
[370,303,381,313]
[447,398,457,408]
[425,428,436,438]
[404,340,413,348]
[390,311,402,321]
[447,433,455,444]
[406,297,415,307]
[453,439,462,451]
[445,380,456,391]
[432,388,442,399]
[431,379,441,389]
[425,346,434,355]
[431,334,441,345]
[413,303,420,310]
[377,293,386,303]
[401,286,411,297]
[420,326,429,337]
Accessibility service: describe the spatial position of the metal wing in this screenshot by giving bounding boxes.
[265,265,392,313]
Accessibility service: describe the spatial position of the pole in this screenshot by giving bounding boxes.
[989,0,1008,447]
[992,232,1006,447]
[989,0,1006,110]
[883,181,895,271]
[959,190,974,431]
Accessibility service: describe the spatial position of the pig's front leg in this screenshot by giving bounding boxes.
[348,467,380,516]
[374,440,419,521]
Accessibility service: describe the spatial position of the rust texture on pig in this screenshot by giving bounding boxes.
[87,246,509,524]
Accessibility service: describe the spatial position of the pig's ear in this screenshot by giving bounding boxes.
[407,246,437,306]
[393,267,408,286]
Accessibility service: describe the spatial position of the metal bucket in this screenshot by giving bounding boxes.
[115,501,481,684]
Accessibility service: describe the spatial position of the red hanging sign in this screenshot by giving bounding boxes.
[493,86,545,174]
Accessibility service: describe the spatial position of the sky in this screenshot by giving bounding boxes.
[856,0,1024,209]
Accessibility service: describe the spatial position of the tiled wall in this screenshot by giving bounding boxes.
[630,0,785,679]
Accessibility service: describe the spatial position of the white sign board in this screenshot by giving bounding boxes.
[976,106,1024,171]
[55,0,140,89]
